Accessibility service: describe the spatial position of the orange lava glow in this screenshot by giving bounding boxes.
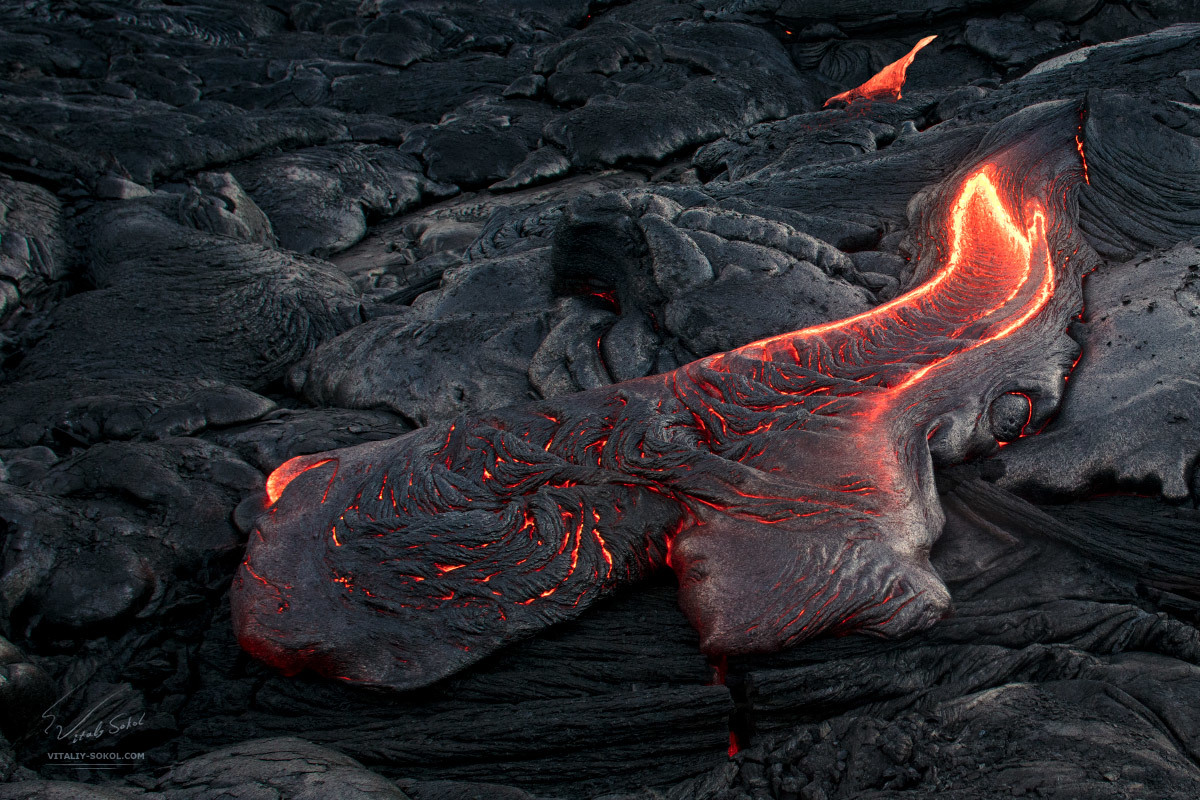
[1076,133,1090,184]
[722,163,1051,395]
[893,170,1051,391]
[824,35,936,107]
[266,456,336,505]
[234,117,1087,691]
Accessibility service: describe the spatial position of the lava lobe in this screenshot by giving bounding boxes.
[232,101,1095,691]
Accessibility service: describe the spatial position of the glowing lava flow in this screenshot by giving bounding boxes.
[720,164,1051,388]
[824,35,936,107]
[233,102,1094,692]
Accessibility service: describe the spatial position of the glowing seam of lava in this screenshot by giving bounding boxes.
[234,105,1091,692]
[892,203,1053,391]
[1075,132,1090,184]
[728,165,1039,371]
[946,171,1030,276]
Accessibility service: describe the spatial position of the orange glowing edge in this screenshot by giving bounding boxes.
[724,163,1053,390]
[824,34,936,108]
[266,455,338,505]
[263,166,1054,506]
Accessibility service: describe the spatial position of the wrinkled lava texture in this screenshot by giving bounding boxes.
[5,2,1200,800]
[233,103,1093,691]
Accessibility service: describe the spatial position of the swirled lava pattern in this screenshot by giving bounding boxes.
[232,102,1095,691]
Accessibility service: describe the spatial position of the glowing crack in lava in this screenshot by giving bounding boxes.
[232,102,1095,691]
[824,35,936,108]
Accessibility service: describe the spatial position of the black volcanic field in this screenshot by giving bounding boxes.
[3,1,1200,798]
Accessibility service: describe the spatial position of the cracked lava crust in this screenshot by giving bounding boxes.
[231,101,1096,691]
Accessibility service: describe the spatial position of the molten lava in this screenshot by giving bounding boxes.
[726,164,1051,386]
[265,455,336,505]
[824,35,936,108]
[232,102,1094,693]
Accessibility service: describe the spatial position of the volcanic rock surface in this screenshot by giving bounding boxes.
[2,1,1200,799]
